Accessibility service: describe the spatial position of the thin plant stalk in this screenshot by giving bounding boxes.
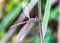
[38,0,56,43]
[38,0,44,43]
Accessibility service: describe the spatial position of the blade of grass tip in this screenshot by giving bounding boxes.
[16,18,36,43]
[1,0,38,42]
[42,0,51,38]
[38,0,44,43]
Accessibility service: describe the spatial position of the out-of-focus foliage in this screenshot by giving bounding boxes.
[0,0,30,39]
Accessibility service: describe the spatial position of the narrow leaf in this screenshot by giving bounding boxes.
[42,0,51,38]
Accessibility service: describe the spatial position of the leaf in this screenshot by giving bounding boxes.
[42,0,51,38]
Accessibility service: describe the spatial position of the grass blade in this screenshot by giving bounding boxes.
[16,18,36,43]
[42,0,51,38]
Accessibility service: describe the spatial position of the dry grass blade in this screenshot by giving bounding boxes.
[1,21,29,43]
[15,18,37,43]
